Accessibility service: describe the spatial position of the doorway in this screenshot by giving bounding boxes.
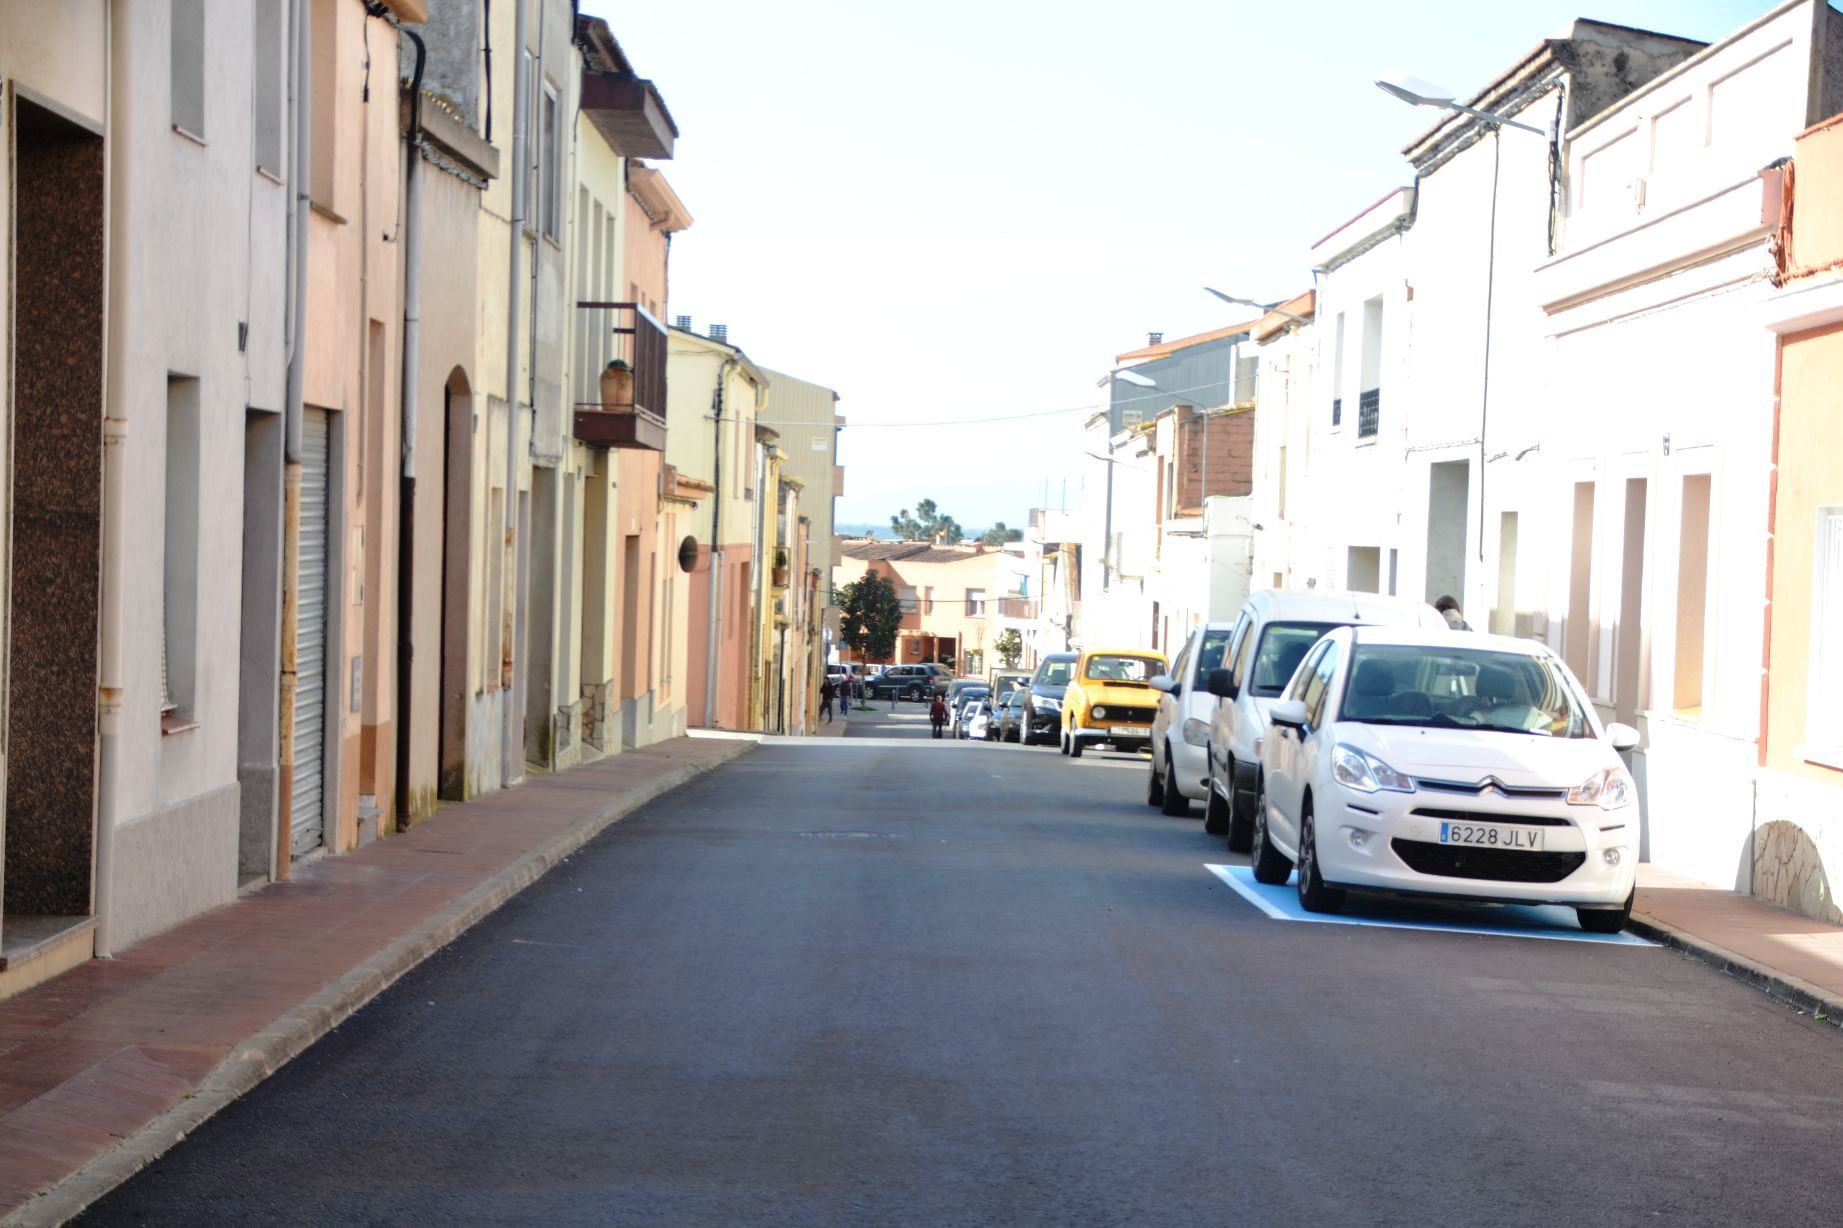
[438,371,473,800]
[1424,460,1470,606]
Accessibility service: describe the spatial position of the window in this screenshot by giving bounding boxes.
[310,0,336,203]
[541,83,560,238]
[1171,640,1192,686]
[1358,296,1383,438]
[1805,507,1843,766]
[164,377,202,722]
[254,0,284,171]
[1084,654,1160,682]
[1285,641,1329,703]
[171,0,206,139]
[898,585,917,614]
[1301,642,1342,729]
[1196,626,1234,680]
[1674,476,1711,715]
[1346,546,1381,593]
[965,588,986,617]
[1330,312,1345,427]
[1249,622,1338,696]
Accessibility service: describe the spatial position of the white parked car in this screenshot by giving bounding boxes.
[1252,626,1641,932]
[1205,590,1446,852]
[965,701,994,742]
[1146,623,1237,816]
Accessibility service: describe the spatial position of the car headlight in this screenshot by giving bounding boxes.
[1567,767,1634,810]
[1182,718,1210,746]
[1331,744,1415,794]
[1036,696,1061,713]
[1093,705,1108,720]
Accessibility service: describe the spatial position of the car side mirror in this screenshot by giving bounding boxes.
[1205,668,1237,699]
[1268,699,1309,729]
[1604,721,1641,752]
[1149,674,1176,694]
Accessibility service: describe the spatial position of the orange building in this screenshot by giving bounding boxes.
[834,541,1007,675]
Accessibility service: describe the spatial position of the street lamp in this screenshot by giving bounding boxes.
[1375,69,1546,570]
[1202,287,1311,324]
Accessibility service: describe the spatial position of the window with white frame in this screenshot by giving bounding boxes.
[1807,506,1843,767]
[541,82,561,238]
[965,588,986,617]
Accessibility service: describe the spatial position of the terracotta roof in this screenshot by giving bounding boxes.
[1250,290,1317,342]
[1115,317,1263,364]
[840,540,990,564]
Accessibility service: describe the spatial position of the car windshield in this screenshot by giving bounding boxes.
[1338,644,1592,738]
[1034,660,1075,688]
[1084,654,1160,683]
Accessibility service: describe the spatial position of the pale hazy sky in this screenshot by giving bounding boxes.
[584,0,1775,531]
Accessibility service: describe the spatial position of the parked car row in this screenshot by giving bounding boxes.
[1143,590,1642,933]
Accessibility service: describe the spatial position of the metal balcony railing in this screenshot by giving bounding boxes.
[1358,387,1380,438]
[997,597,1038,620]
[575,301,666,419]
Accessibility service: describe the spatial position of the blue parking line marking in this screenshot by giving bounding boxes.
[1205,864,1653,946]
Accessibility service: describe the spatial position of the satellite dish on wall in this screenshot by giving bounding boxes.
[678,536,699,573]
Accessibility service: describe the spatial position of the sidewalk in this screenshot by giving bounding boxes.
[0,735,754,1226]
[1633,863,1843,1026]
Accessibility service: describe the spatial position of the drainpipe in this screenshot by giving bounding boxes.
[703,357,733,727]
[95,0,126,957]
[501,0,530,784]
[395,27,426,827]
[277,0,313,879]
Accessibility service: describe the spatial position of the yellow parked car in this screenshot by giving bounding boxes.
[1061,646,1169,758]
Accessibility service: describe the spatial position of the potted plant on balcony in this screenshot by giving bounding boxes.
[772,547,789,588]
[599,358,634,412]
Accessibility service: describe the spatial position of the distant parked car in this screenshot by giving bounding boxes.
[1021,652,1078,746]
[1061,646,1167,758]
[953,688,990,735]
[1147,622,1237,817]
[945,677,987,714]
[965,700,994,742]
[994,691,1026,743]
[866,663,952,700]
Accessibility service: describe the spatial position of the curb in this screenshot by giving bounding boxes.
[1627,910,1843,1030]
[3,740,756,1228]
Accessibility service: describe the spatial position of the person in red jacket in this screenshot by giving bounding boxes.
[929,693,949,739]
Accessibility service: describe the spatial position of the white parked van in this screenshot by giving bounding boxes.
[1204,590,1445,851]
[1146,623,1238,816]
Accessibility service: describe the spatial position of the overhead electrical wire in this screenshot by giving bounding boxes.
[722,375,1246,431]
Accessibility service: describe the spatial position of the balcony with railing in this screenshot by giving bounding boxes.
[996,596,1038,620]
[1357,387,1380,438]
[573,301,667,451]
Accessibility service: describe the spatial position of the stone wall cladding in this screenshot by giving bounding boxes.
[1752,771,1843,924]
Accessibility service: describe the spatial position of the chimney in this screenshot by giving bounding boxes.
[1147,331,1164,345]
[674,314,692,331]
[709,323,729,343]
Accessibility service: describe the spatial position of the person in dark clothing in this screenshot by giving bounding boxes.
[820,678,837,723]
[1434,595,1473,631]
[929,694,949,738]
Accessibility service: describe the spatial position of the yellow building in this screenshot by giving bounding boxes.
[1760,109,1843,922]
[834,541,1008,675]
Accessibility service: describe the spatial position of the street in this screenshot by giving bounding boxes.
[82,738,1843,1226]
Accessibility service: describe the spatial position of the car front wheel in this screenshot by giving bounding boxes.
[1203,775,1231,836]
[1295,803,1346,914]
[1250,796,1292,886]
[1160,753,1189,816]
[1068,727,1084,758]
[1577,889,1634,934]
[1147,755,1165,807]
[1226,767,1255,854]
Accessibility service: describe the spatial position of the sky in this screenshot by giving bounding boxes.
[585,0,1778,533]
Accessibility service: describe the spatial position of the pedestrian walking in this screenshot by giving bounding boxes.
[1434,595,1473,631]
[928,693,949,738]
[820,677,837,724]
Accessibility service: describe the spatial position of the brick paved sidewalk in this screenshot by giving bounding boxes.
[0,735,754,1226]
[1634,863,1843,1026]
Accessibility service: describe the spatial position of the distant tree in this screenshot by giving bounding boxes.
[979,522,1024,546]
[889,498,965,544]
[837,572,903,663]
[995,628,1024,669]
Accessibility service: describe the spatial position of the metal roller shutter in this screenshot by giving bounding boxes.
[292,409,329,857]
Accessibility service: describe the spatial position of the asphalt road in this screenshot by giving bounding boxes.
[82,737,1843,1226]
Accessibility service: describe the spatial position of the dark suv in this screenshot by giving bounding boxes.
[866,663,951,701]
[1021,652,1077,746]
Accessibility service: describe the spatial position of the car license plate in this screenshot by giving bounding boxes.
[1109,725,1143,737]
[1439,821,1544,851]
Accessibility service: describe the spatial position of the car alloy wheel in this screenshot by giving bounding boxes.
[1160,752,1189,816]
[1295,805,1346,914]
[1250,796,1291,886]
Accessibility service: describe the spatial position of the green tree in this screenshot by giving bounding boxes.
[979,522,1024,546]
[837,572,903,662]
[994,628,1024,669]
[889,498,964,544]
